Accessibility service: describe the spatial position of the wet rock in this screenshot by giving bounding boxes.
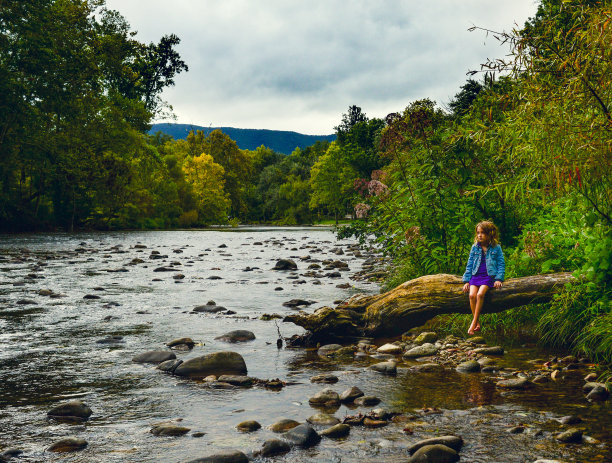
[533,460,565,463]
[207,275,222,280]
[307,413,340,426]
[153,267,174,272]
[584,373,597,382]
[173,274,185,280]
[184,450,249,463]
[174,351,247,378]
[217,375,254,387]
[467,336,486,344]
[532,374,551,384]
[132,350,176,364]
[48,438,88,452]
[354,396,381,406]
[273,259,297,270]
[339,386,364,403]
[414,332,437,344]
[282,424,321,448]
[215,330,255,343]
[586,385,609,401]
[236,420,261,432]
[403,343,438,358]
[193,305,227,313]
[308,388,340,406]
[377,343,403,354]
[157,359,183,373]
[473,346,504,355]
[582,381,605,393]
[269,419,300,433]
[456,360,481,373]
[412,363,443,373]
[496,377,531,389]
[151,424,190,436]
[409,444,459,463]
[38,289,54,296]
[369,361,397,375]
[167,337,195,349]
[1,449,23,459]
[508,426,525,434]
[559,415,582,425]
[83,294,101,299]
[555,428,582,443]
[311,373,339,384]
[320,423,350,438]
[317,344,343,357]
[47,401,92,421]
[260,439,291,457]
[282,299,314,308]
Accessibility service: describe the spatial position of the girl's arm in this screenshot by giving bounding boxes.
[462,245,476,282]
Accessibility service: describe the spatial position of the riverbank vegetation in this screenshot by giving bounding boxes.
[1,1,609,364]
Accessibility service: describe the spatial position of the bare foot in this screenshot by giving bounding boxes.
[474,324,481,332]
[467,327,476,335]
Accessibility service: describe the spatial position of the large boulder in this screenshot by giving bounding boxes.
[47,401,92,421]
[282,424,321,448]
[215,330,256,343]
[174,352,247,378]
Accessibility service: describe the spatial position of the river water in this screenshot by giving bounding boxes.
[0,228,609,463]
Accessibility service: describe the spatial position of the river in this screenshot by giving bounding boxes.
[0,228,609,462]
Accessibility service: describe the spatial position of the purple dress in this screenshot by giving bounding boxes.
[469,249,495,288]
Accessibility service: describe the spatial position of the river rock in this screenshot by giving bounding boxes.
[270,419,300,433]
[403,343,438,358]
[473,346,504,355]
[48,438,88,452]
[157,359,183,373]
[214,330,255,343]
[151,424,190,436]
[217,375,254,387]
[184,450,249,463]
[308,388,340,406]
[369,360,397,375]
[496,377,531,389]
[236,420,261,432]
[47,401,92,421]
[307,413,341,426]
[408,436,464,454]
[167,337,195,349]
[583,381,605,393]
[320,423,350,438]
[317,344,343,357]
[413,363,443,373]
[339,386,364,403]
[409,444,459,463]
[555,428,582,443]
[132,350,176,364]
[273,259,297,270]
[414,332,437,344]
[532,374,551,384]
[173,351,247,378]
[456,360,481,373]
[193,305,226,313]
[260,439,291,457]
[96,335,125,344]
[559,415,582,425]
[377,343,403,354]
[311,373,339,384]
[282,423,321,448]
[354,396,381,407]
[586,385,609,401]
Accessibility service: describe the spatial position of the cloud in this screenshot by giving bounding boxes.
[105,0,538,134]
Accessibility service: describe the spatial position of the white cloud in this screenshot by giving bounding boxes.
[105,0,538,134]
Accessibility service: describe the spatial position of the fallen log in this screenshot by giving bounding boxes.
[284,273,573,341]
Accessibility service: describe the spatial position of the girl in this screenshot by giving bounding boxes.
[462,221,505,335]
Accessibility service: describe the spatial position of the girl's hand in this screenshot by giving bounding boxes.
[462,283,470,293]
[494,280,503,289]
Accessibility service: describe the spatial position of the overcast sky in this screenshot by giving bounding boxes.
[105,0,539,134]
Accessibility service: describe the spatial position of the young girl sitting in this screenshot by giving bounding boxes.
[462,221,505,335]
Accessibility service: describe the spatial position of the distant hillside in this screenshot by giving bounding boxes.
[150,123,336,154]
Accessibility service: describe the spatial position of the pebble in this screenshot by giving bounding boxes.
[310,373,339,384]
[496,377,531,389]
[151,424,191,436]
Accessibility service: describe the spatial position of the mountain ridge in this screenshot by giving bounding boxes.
[150,123,336,154]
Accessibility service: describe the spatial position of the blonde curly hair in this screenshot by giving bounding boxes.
[474,220,500,247]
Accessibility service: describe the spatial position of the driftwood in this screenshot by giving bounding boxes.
[284,273,573,341]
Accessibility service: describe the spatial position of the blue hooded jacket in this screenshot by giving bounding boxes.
[462,243,505,282]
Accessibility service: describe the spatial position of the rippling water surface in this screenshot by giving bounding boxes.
[0,228,609,462]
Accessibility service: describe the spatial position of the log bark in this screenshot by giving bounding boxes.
[284,273,573,341]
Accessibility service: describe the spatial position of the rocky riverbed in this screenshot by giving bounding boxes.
[0,228,609,463]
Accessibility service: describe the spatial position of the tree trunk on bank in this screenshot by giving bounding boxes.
[284,273,574,341]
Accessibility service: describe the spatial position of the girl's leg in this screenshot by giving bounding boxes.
[468,285,490,335]
[468,285,478,318]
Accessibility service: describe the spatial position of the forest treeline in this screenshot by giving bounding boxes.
[1,1,610,363]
